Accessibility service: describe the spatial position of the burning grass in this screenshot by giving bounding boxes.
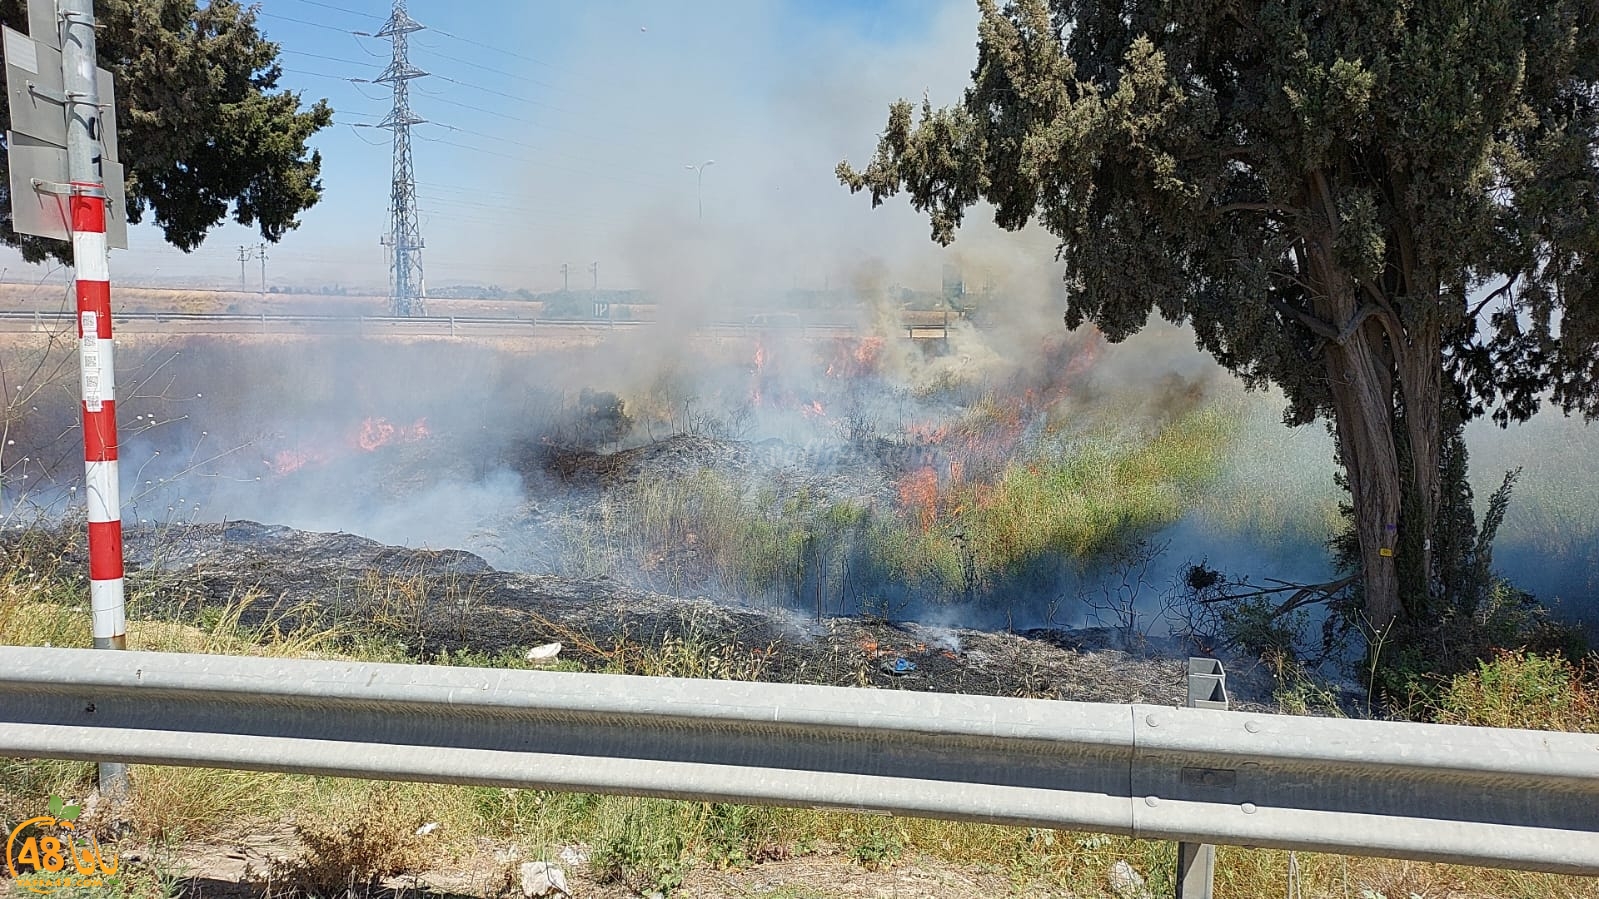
[540,400,1236,621]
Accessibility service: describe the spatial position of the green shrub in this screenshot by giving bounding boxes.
[1432,651,1598,733]
[588,798,690,894]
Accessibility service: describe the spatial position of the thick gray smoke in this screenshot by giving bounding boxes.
[1,0,1594,636]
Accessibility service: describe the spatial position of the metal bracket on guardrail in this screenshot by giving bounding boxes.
[1186,657,1228,710]
[1177,657,1227,899]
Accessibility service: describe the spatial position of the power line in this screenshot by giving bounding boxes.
[426,25,562,72]
[282,49,380,70]
[424,72,576,115]
[284,0,378,18]
[408,39,567,93]
[412,133,666,190]
[412,134,519,163]
[282,67,363,82]
[256,11,358,34]
[344,123,388,145]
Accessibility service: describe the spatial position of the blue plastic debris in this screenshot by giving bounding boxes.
[884,657,917,675]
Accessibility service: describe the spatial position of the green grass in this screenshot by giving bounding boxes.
[949,404,1231,568]
[545,403,1240,615]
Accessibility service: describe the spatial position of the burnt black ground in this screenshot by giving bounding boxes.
[67,519,1283,710]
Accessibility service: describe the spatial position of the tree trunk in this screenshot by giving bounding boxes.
[1325,321,1406,630]
[1303,209,1406,630]
[1395,310,1443,613]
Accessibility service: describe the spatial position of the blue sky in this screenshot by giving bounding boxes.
[3,0,1068,295]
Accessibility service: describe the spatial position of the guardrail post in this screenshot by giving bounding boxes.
[1176,657,1228,899]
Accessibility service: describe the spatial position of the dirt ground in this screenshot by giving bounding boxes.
[69,826,1070,899]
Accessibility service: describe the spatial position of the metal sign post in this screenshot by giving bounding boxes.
[5,0,128,798]
[1176,657,1228,899]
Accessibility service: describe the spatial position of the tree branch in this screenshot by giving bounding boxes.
[1468,274,1519,321]
[1196,575,1357,615]
[1358,281,1409,348]
[1269,294,1341,341]
[1217,202,1299,218]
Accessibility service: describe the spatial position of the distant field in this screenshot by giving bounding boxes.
[0,281,550,319]
[0,281,956,328]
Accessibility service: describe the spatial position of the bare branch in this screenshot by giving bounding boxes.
[1269,294,1341,341]
[1196,575,1357,608]
[1216,202,1300,219]
[1468,274,1518,321]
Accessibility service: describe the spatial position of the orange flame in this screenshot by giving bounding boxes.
[270,448,325,475]
[356,417,431,451]
[357,418,396,451]
[802,400,826,418]
[824,336,885,379]
[897,465,941,533]
[750,339,768,406]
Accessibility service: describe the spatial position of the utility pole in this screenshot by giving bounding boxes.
[376,0,427,317]
[257,242,268,296]
[685,160,715,222]
[561,262,569,292]
[60,0,128,797]
[589,261,613,328]
[238,245,250,292]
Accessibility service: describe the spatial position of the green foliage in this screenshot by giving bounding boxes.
[841,817,905,870]
[1218,596,1309,662]
[589,798,691,894]
[47,793,80,822]
[840,0,1599,631]
[0,0,333,262]
[1431,651,1599,733]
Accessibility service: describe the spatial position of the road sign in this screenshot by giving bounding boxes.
[3,17,124,246]
[3,26,119,161]
[593,301,610,319]
[5,130,128,248]
[27,0,58,48]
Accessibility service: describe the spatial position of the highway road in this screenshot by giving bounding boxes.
[0,309,946,340]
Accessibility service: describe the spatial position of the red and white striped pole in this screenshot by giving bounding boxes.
[59,0,128,796]
[58,0,125,654]
[71,187,124,652]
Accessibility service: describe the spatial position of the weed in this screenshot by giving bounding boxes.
[608,628,776,681]
[1265,650,1348,717]
[841,817,904,870]
[41,855,184,899]
[1430,651,1599,733]
[588,797,690,894]
[264,784,432,895]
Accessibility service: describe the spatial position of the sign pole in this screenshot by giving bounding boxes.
[59,0,128,797]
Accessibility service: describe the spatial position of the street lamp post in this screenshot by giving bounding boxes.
[685,160,715,222]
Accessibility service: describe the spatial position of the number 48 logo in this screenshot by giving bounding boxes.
[5,794,119,894]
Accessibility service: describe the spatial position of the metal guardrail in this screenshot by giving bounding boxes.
[1,647,1594,875]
